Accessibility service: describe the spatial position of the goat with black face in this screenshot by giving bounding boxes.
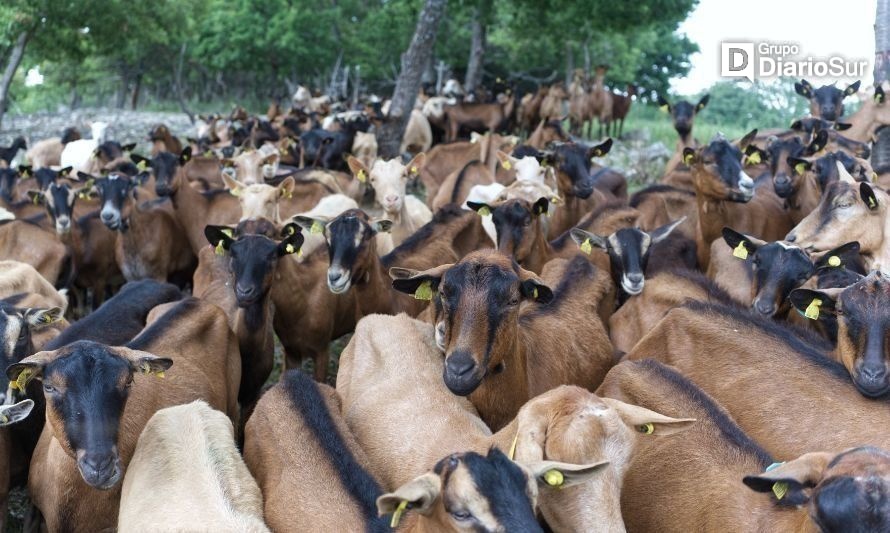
[795,79,861,122]
[7,341,170,489]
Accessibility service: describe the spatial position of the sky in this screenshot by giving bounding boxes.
[671,0,877,94]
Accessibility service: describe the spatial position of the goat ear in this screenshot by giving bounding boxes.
[518,268,553,304]
[6,349,62,388]
[657,95,671,112]
[790,119,804,131]
[682,147,697,166]
[814,241,860,270]
[466,201,494,217]
[737,129,758,151]
[0,399,34,426]
[743,452,833,502]
[121,143,137,152]
[861,182,880,210]
[875,85,886,104]
[76,171,96,182]
[806,130,828,155]
[372,219,393,234]
[118,347,173,377]
[495,150,516,171]
[721,227,761,260]
[24,307,64,329]
[695,94,710,112]
[58,166,72,177]
[406,152,425,176]
[221,174,245,196]
[25,190,45,205]
[526,460,610,490]
[788,157,811,176]
[601,398,696,435]
[649,216,686,243]
[743,145,767,166]
[179,146,192,165]
[532,197,549,216]
[377,472,441,518]
[292,216,328,236]
[844,80,861,97]
[346,155,369,182]
[587,138,613,159]
[390,264,451,299]
[570,228,608,254]
[795,80,813,98]
[277,231,304,257]
[277,176,295,198]
[789,288,839,320]
[834,122,852,131]
[203,225,236,251]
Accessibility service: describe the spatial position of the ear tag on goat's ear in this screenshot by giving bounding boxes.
[390,500,408,528]
[203,150,212,158]
[414,280,433,301]
[869,196,878,209]
[580,238,592,255]
[310,221,323,234]
[477,206,491,217]
[828,255,842,267]
[357,169,367,183]
[804,298,822,320]
[215,240,226,256]
[140,362,164,378]
[638,423,655,435]
[285,243,295,254]
[12,368,33,392]
[285,225,296,236]
[543,469,564,488]
[532,287,539,299]
[795,163,807,176]
[732,242,748,260]
[136,160,147,172]
[410,166,418,174]
[746,151,761,165]
[32,195,39,205]
[502,160,512,170]
[220,228,233,238]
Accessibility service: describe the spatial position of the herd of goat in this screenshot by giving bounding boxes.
[0,75,885,531]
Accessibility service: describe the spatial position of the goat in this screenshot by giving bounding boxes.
[0,219,70,286]
[658,94,709,187]
[390,250,614,430]
[844,84,890,143]
[351,131,377,170]
[60,122,110,174]
[418,133,517,204]
[118,401,268,532]
[8,297,240,532]
[526,117,570,149]
[26,128,80,169]
[0,137,26,167]
[542,139,614,237]
[401,109,433,154]
[147,124,182,156]
[444,93,515,142]
[610,85,636,138]
[598,359,890,533]
[794,79,861,121]
[625,300,890,459]
[336,313,692,531]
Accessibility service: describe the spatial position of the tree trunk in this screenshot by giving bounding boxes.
[130,72,143,110]
[0,31,30,130]
[877,0,890,83]
[377,0,448,158]
[173,43,195,124]
[565,41,574,87]
[464,9,486,95]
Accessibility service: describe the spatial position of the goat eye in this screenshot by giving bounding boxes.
[42,384,55,394]
[450,510,471,521]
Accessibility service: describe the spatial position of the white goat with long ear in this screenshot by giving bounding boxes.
[61,122,110,174]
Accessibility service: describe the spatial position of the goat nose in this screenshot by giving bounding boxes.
[627,272,644,284]
[754,299,776,316]
[446,355,475,377]
[235,283,256,299]
[862,366,886,381]
[786,233,796,243]
[101,211,113,221]
[385,195,399,204]
[81,453,113,476]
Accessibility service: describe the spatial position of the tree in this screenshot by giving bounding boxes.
[377,0,448,158]
[877,0,890,83]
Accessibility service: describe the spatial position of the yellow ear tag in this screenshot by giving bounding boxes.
[502,160,512,170]
[12,368,33,392]
[828,255,842,267]
[285,225,296,236]
[804,298,822,320]
[215,240,226,256]
[42,312,56,324]
[746,151,761,165]
[795,162,807,176]
[410,166,418,174]
[477,206,491,217]
[869,197,877,209]
[203,150,213,158]
[32,195,39,205]
[357,169,367,183]
[580,238,592,255]
[543,469,564,487]
[532,287,538,299]
[136,160,147,172]
[285,243,295,254]
[391,500,408,528]
[414,280,433,301]
[283,189,293,199]
[638,423,655,435]
[141,362,164,378]
[733,242,748,260]
[310,221,323,234]
[772,481,789,500]
[659,104,669,112]
[220,228,233,238]
[296,248,303,259]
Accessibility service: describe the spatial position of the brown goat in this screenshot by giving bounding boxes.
[390,250,614,430]
[598,359,890,533]
[0,220,70,286]
[336,313,693,532]
[12,298,240,532]
[148,124,182,156]
[625,301,890,459]
[418,133,517,206]
[684,132,793,270]
[443,94,515,142]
